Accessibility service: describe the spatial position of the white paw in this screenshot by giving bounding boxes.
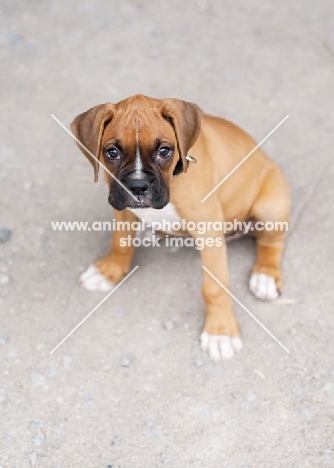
[79,264,114,292]
[249,273,279,300]
[200,331,243,362]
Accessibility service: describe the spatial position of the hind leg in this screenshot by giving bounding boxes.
[249,167,291,301]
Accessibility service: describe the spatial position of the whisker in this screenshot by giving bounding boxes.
[98,191,109,200]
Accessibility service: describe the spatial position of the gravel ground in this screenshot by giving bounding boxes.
[0,1,334,467]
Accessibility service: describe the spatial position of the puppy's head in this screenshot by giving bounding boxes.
[70,95,202,210]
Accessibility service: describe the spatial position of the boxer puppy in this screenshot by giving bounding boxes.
[71,95,290,362]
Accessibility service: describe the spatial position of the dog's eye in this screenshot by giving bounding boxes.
[157,146,172,159]
[105,147,120,161]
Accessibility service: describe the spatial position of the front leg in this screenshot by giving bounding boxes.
[80,209,137,291]
[199,236,243,361]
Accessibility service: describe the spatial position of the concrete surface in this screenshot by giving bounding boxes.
[1,0,334,466]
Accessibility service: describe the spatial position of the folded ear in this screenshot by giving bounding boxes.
[70,103,116,182]
[160,98,203,173]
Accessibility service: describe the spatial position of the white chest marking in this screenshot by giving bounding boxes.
[135,122,143,174]
[128,203,181,234]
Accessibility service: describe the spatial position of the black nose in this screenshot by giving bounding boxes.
[127,178,150,196]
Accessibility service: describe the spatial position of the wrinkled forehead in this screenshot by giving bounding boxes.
[101,103,175,149]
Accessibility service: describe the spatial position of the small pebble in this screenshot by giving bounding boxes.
[32,430,44,446]
[46,367,57,377]
[323,383,333,393]
[240,401,250,411]
[29,372,48,389]
[120,353,133,367]
[144,383,157,393]
[0,335,9,345]
[0,273,10,285]
[110,435,119,446]
[84,394,94,405]
[29,421,41,431]
[165,320,174,331]
[53,426,63,434]
[63,355,72,369]
[152,348,160,355]
[0,228,11,243]
[247,392,256,402]
[29,452,38,465]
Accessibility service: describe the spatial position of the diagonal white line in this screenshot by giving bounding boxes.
[51,114,138,201]
[202,266,290,354]
[201,115,289,202]
[50,266,139,354]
